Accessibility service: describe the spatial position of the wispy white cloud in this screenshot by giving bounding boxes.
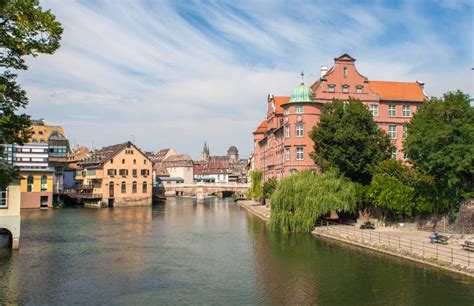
[19,0,473,158]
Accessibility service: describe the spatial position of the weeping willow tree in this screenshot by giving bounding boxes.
[270,170,357,233]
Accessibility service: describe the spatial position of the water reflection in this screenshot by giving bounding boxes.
[0,199,472,304]
[246,213,474,305]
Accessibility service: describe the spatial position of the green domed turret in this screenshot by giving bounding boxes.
[289,72,313,103]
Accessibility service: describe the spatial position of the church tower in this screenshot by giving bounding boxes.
[201,141,210,162]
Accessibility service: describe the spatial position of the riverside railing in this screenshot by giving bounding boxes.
[315,219,473,268]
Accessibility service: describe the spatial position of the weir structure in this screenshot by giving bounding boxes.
[163,182,250,202]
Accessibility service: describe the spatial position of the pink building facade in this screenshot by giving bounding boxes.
[253,54,427,182]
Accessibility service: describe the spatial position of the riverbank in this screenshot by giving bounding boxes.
[238,200,270,222]
[239,200,474,278]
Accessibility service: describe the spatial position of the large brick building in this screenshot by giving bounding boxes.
[252,54,427,181]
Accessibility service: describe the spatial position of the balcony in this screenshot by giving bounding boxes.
[64,189,102,200]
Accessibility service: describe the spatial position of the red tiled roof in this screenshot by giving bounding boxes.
[369,81,427,102]
[274,96,290,112]
[152,148,171,163]
[253,120,268,134]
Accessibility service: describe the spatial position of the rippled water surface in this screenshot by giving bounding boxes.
[0,198,473,305]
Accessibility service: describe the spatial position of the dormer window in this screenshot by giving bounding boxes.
[342,85,349,93]
[328,85,335,93]
[343,67,347,78]
[356,85,363,94]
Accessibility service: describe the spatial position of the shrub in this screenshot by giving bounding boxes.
[367,159,437,219]
[262,177,278,200]
[270,169,357,233]
[248,170,262,200]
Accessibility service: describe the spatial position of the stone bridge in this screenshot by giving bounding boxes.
[163,182,250,202]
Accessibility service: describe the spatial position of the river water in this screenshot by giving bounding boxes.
[0,198,473,305]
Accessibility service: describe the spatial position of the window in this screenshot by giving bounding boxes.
[342,85,349,93]
[296,147,304,160]
[132,181,137,193]
[343,67,347,78]
[133,159,136,165]
[388,125,397,139]
[141,169,150,176]
[144,160,147,165]
[296,123,304,137]
[86,169,96,176]
[0,188,7,208]
[356,86,363,94]
[295,105,304,114]
[110,159,114,164]
[119,169,128,176]
[122,159,125,164]
[41,175,47,192]
[132,169,137,177]
[388,104,396,117]
[284,107,290,115]
[369,104,379,117]
[107,169,116,176]
[284,126,290,138]
[403,125,408,139]
[142,182,147,193]
[290,168,298,175]
[284,147,290,161]
[403,105,410,117]
[121,181,126,193]
[328,85,335,93]
[27,175,34,192]
[403,150,408,161]
[391,147,397,159]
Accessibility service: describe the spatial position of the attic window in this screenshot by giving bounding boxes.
[328,85,335,93]
[110,159,114,164]
[356,85,363,94]
[342,85,349,93]
[343,67,347,78]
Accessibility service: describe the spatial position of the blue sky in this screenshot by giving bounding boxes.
[20,0,473,158]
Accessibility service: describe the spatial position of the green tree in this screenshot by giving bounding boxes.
[262,177,277,200]
[248,170,262,200]
[270,169,357,233]
[310,98,391,185]
[0,0,62,187]
[367,159,436,219]
[404,91,474,212]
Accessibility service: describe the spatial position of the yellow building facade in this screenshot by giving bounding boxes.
[20,171,54,208]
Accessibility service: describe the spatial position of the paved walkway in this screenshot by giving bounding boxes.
[313,224,474,277]
[238,200,270,222]
[237,201,474,276]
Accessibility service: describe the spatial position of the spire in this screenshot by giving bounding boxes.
[300,70,305,85]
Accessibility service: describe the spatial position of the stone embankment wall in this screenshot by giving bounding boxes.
[357,199,474,234]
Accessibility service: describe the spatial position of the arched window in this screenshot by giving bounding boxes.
[121,181,126,193]
[142,181,147,193]
[122,159,125,164]
[289,169,298,175]
[41,175,47,192]
[132,181,137,193]
[27,175,34,192]
[133,159,136,165]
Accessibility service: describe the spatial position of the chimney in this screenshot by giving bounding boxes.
[321,65,329,77]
